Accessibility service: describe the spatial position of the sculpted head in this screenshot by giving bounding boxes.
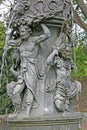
[13,0,31,15]
[19,25,32,40]
[13,2,24,15]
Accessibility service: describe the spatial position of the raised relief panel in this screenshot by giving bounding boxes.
[2,0,82,122]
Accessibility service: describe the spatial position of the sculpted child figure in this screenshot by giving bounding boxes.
[46,47,81,112]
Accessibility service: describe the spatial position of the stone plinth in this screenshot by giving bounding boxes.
[0,116,7,130]
[6,112,83,130]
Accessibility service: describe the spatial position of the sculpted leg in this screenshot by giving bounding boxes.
[26,89,34,116]
[54,98,65,112]
[54,85,66,112]
[7,82,25,118]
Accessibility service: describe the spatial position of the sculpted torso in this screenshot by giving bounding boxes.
[19,37,39,59]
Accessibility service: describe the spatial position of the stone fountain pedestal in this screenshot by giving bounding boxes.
[6,112,83,130]
[0,1,83,130]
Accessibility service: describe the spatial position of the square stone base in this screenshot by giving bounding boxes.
[5,112,83,130]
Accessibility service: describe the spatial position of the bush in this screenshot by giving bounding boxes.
[72,44,87,79]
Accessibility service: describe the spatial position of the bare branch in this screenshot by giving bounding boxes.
[73,8,87,31]
[75,0,87,18]
[8,0,13,6]
[2,1,11,7]
[0,6,10,9]
[2,0,13,8]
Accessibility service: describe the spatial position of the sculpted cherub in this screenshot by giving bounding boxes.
[46,47,81,113]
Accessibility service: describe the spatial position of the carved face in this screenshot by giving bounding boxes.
[48,1,57,10]
[19,25,31,40]
[13,2,24,15]
[54,56,63,68]
[34,1,44,13]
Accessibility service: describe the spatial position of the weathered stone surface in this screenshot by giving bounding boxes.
[0,1,83,130]
[0,116,7,130]
[6,113,83,130]
[1,0,82,123]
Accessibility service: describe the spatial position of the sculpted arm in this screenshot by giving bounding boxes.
[46,49,58,66]
[36,24,51,44]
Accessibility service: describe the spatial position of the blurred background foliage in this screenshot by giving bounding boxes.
[0,22,14,114]
[72,43,87,79]
[0,22,5,48]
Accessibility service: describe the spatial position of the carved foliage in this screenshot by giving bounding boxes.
[8,0,72,29]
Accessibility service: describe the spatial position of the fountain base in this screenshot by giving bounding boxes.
[3,112,83,130]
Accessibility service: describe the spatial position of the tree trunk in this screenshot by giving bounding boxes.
[73,9,87,31]
[76,0,87,18]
